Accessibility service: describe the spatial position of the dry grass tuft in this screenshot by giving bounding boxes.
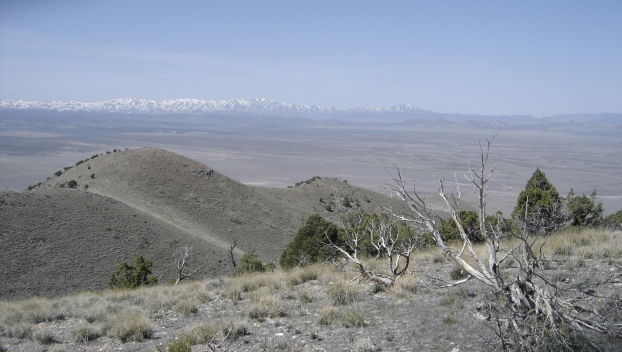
[326,282,358,305]
[318,306,341,326]
[71,320,102,343]
[32,327,57,344]
[104,308,153,343]
[247,294,286,319]
[389,274,419,298]
[285,265,322,287]
[340,306,367,328]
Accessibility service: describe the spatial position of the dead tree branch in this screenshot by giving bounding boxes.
[384,135,621,350]
[174,245,207,285]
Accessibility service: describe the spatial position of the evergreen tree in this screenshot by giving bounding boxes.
[109,256,158,289]
[280,214,342,269]
[239,253,265,273]
[565,189,604,227]
[512,168,566,235]
[438,210,483,242]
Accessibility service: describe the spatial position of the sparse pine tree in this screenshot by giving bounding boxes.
[240,253,265,273]
[280,214,342,269]
[109,256,157,289]
[512,168,567,235]
[565,189,604,227]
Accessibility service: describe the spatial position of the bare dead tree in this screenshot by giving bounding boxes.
[207,325,233,352]
[329,211,420,287]
[229,239,239,274]
[385,135,622,351]
[174,245,207,285]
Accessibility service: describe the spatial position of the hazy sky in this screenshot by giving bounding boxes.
[1,1,621,116]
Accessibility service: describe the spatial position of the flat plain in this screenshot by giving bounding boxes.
[1,112,620,215]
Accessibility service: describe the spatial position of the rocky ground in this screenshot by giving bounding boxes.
[2,235,621,352]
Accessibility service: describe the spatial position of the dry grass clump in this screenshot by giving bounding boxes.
[32,327,57,344]
[355,337,376,352]
[188,320,248,343]
[388,274,419,298]
[159,333,195,352]
[104,308,153,343]
[297,289,314,303]
[285,265,321,287]
[318,306,340,326]
[247,294,286,319]
[224,281,243,304]
[71,320,102,343]
[316,301,367,329]
[158,320,249,351]
[326,282,358,305]
[340,306,367,328]
[173,298,200,316]
[2,322,33,339]
[243,271,284,291]
[6,298,67,324]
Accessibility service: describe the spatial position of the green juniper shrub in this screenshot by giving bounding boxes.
[438,210,483,243]
[109,256,158,289]
[264,262,276,272]
[604,209,622,230]
[565,189,604,227]
[280,214,343,269]
[342,196,352,208]
[512,168,565,235]
[240,253,265,273]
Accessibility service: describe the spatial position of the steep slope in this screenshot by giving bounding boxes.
[1,147,410,298]
[44,147,413,260]
[0,188,232,299]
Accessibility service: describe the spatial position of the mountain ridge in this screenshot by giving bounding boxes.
[0,98,431,117]
[0,147,412,299]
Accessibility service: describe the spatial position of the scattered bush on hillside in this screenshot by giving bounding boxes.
[438,210,483,242]
[280,214,343,269]
[109,256,158,289]
[54,170,62,177]
[26,182,43,191]
[604,209,622,230]
[342,196,352,208]
[294,176,322,187]
[512,168,570,236]
[67,180,78,188]
[385,135,622,350]
[239,253,265,273]
[264,261,276,272]
[565,188,604,227]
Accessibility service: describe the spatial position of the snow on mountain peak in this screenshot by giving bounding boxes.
[0,98,431,118]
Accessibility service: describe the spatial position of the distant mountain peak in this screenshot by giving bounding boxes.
[0,97,431,118]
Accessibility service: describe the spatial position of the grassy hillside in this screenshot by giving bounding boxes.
[1,228,620,351]
[1,147,410,299]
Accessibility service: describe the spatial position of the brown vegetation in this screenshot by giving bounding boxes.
[1,228,620,351]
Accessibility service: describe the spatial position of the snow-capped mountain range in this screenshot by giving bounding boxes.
[2,98,620,125]
[0,98,431,118]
